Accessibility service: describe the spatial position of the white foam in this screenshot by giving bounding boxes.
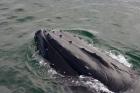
[48,68,57,75]
[107,51,132,67]
[84,81,113,93]
[39,60,47,66]
[79,75,114,93]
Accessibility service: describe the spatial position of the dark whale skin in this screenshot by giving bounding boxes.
[34,30,139,93]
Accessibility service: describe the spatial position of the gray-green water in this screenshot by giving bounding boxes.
[0,0,140,93]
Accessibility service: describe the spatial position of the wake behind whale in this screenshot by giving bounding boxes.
[33,29,140,93]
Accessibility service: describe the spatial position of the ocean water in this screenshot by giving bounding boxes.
[0,0,140,93]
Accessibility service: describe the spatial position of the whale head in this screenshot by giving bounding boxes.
[34,29,135,92]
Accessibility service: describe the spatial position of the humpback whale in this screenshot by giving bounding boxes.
[34,29,140,93]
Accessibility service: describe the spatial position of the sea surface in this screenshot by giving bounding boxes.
[0,0,140,93]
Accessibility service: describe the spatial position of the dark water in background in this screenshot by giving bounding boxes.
[0,0,140,93]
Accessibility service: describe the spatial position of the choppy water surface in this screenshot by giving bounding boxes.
[0,0,140,93]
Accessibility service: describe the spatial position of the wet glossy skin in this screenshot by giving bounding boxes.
[34,30,139,92]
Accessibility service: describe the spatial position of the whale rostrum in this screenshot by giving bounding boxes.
[34,30,140,93]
